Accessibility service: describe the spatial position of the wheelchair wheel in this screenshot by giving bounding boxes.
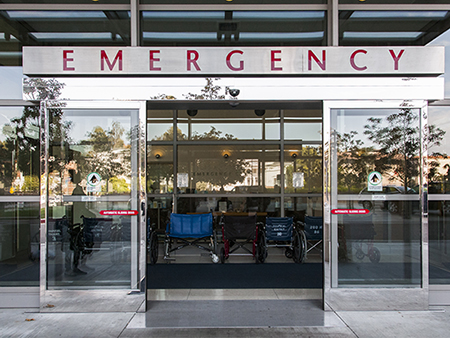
[285,248,294,259]
[255,245,261,264]
[220,247,226,264]
[212,231,218,255]
[368,247,381,264]
[258,231,267,263]
[293,230,305,264]
[148,231,158,265]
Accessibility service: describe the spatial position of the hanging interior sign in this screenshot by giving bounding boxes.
[367,171,382,192]
[293,172,304,188]
[177,173,189,188]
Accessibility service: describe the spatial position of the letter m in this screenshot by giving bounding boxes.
[101,50,123,71]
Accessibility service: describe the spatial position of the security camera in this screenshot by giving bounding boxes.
[187,109,198,117]
[254,109,265,117]
[228,89,240,97]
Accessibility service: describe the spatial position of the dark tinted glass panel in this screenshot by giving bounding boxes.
[0,202,40,286]
[340,0,450,3]
[141,11,326,46]
[0,106,40,195]
[428,28,450,98]
[0,11,130,66]
[142,0,325,3]
[339,10,450,46]
[177,109,280,141]
[0,0,129,3]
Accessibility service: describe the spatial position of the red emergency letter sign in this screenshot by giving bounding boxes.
[389,49,405,71]
[308,50,326,71]
[271,50,282,71]
[187,50,201,71]
[350,49,367,71]
[63,50,75,71]
[149,50,161,71]
[101,50,123,71]
[226,50,244,71]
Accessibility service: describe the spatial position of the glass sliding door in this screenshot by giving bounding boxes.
[146,102,324,291]
[41,101,146,292]
[324,100,428,310]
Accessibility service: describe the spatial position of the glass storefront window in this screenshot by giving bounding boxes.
[147,145,173,194]
[0,202,40,286]
[147,110,174,141]
[177,196,281,218]
[141,10,326,46]
[177,144,280,194]
[0,106,40,196]
[284,109,322,141]
[177,109,280,141]
[284,145,322,194]
[332,107,422,286]
[0,11,130,66]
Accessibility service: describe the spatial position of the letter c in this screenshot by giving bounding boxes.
[350,49,367,71]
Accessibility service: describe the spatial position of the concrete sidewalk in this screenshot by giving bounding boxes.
[1,305,450,338]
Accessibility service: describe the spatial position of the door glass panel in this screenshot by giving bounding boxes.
[47,108,139,288]
[428,105,450,284]
[331,107,422,286]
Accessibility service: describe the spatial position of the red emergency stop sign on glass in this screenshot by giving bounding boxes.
[331,209,369,215]
[100,210,138,216]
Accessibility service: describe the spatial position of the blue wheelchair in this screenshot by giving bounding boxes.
[259,217,306,263]
[164,213,219,263]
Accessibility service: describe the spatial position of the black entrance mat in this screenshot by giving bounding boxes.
[147,263,323,289]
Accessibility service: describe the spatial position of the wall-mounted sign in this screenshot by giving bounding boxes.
[23,46,444,76]
[368,171,382,192]
[100,210,138,216]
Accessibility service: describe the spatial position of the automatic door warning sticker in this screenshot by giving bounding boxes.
[368,171,382,192]
[86,172,101,193]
